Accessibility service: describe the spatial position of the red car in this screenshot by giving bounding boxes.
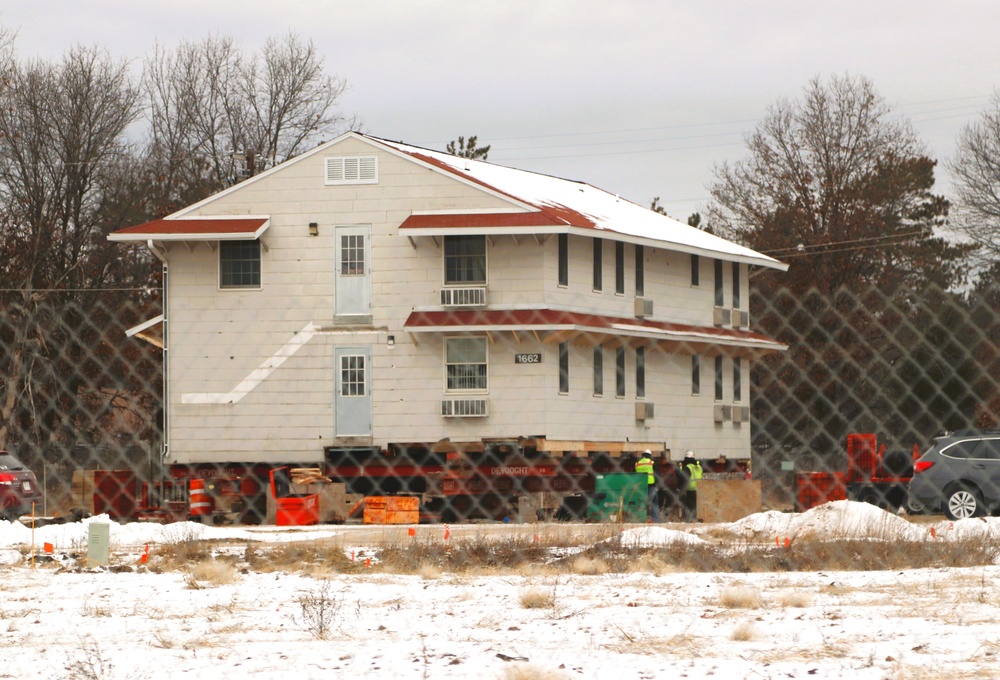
[0,451,44,521]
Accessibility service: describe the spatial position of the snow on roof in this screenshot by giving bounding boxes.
[368,134,787,270]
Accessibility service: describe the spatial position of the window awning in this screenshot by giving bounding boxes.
[403,308,786,356]
[108,216,270,242]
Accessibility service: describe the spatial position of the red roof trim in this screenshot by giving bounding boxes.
[402,309,782,346]
[111,217,268,237]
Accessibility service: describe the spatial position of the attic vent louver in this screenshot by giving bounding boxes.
[325,156,378,185]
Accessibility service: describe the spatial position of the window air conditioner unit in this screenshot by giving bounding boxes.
[732,405,751,423]
[441,398,489,417]
[634,297,653,318]
[713,306,731,326]
[440,287,487,307]
[635,402,654,421]
[713,404,733,422]
[732,309,750,328]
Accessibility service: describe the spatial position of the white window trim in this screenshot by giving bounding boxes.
[325,155,378,185]
[218,240,263,291]
[443,234,488,286]
[444,336,489,394]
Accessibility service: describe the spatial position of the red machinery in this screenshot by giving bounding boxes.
[796,433,920,512]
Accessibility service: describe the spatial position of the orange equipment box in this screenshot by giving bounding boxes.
[363,496,419,524]
[270,467,320,526]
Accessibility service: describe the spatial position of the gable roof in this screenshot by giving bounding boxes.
[366,135,787,271]
[107,131,784,270]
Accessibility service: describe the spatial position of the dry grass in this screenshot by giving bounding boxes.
[186,559,239,587]
[136,524,1000,578]
[717,586,764,609]
[519,586,556,609]
[499,665,568,680]
[730,619,757,641]
[777,590,814,608]
[568,555,609,575]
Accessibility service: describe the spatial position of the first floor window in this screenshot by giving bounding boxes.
[636,346,646,398]
[691,355,701,395]
[593,345,604,395]
[446,337,487,391]
[715,355,724,401]
[734,356,742,402]
[616,346,626,397]
[444,235,486,284]
[220,240,261,288]
[559,342,569,393]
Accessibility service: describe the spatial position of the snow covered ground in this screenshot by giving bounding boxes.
[2,501,999,679]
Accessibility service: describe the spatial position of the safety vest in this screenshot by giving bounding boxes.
[635,456,655,485]
[684,462,703,490]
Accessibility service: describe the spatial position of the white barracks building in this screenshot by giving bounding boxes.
[110,132,787,467]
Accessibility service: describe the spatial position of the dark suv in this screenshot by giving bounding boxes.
[908,430,1000,520]
[0,451,44,521]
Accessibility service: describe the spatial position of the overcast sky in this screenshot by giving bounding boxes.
[5,1,999,220]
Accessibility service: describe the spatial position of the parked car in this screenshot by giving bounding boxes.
[0,451,44,521]
[908,430,1000,520]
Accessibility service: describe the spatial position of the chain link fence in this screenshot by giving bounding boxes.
[0,280,997,525]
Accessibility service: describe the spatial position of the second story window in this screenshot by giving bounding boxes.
[220,240,261,289]
[444,235,486,284]
[714,258,724,307]
[615,241,625,294]
[558,234,568,287]
[732,261,741,309]
[635,245,644,297]
[691,253,700,287]
[593,238,603,291]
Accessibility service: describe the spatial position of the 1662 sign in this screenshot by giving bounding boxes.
[514,353,542,364]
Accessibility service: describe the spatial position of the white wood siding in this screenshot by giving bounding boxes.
[161,136,753,464]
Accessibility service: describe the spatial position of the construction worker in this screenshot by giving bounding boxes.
[680,451,702,522]
[635,449,659,522]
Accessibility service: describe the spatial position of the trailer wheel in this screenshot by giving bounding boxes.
[944,485,983,520]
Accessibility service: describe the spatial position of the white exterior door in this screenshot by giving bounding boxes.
[335,225,371,316]
[335,346,372,436]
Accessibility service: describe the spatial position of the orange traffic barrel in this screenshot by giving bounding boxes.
[189,479,213,517]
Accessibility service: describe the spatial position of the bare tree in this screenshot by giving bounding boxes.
[708,74,963,294]
[948,93,1000,264]
[143,32,352,214]
[0,44,150,452]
